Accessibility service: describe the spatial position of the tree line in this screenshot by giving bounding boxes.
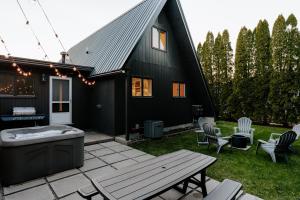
[197,14,300,125]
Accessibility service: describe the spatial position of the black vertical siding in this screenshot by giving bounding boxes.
[165,0,215,116]
[0,63,90,130]
[126,10,193,130]
[125,7,213,131]
[89,78,115,135]
[72,76,90,129]
[114,75,126,135]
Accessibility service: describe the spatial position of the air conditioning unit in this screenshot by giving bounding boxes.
[144,120,164,139]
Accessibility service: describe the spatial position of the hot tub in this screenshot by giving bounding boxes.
[0,125,84,186]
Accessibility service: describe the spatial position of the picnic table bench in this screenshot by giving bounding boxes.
[204,179,242,200]
[79,149,217,200]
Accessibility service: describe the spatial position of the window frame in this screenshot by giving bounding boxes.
[0,72,36,98]
[172,82,186,98]
[131,76,153,98]
[151,26,168,52]
[131,77,143,97]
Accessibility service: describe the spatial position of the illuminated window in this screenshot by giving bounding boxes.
[132,77,153,97]
[180,83,186,97]
[173,82,186,98]
[172,83,179,97]
[15,77,35,96]
[152,27,167,51]
[160,31,167,51]
[143,79,152,97]
[132,78,142,97]
[0,74,14,96]
[0,73,35,97]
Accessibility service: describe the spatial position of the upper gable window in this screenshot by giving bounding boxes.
[152,27,167,51]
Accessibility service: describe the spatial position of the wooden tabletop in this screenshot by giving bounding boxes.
[92,149,217,200]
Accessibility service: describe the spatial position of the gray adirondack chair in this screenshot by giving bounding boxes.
[256,131,297,163]
[196,118,221,145]
[203,123,229,154]
[234,117,255,144]
[268,124,300,153]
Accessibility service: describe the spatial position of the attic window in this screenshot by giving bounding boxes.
[152,27,167,51]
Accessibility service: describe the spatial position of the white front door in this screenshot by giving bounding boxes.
[49,76,72,125]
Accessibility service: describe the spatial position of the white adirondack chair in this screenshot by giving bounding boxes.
[234,117,255,144]
[292,124,300,140]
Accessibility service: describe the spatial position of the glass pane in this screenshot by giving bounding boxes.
[160,31,167,51]
[173,83,179,97]
[143,79,152,97]
[0,74,14,96]
[52,79,69,101]
[152,27,159,49]
[132,78,142,97]
[52,103,69,113]
[15,76,35,96]
[180,83,186,97]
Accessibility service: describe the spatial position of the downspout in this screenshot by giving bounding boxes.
[125,72,129,141]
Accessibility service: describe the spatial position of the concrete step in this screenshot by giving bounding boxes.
[84,131,114,146]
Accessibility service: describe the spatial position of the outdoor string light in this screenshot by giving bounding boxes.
[0,35,32,77]
[33,0,96,86]
[15,0,95,85]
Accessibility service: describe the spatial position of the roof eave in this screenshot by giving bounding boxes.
[0,55,93,72]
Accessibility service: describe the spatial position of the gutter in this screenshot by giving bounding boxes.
[89,70,126,78]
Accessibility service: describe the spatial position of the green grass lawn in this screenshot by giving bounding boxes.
[131,121,300,200]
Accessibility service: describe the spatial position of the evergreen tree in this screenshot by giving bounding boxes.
[253,20,271,123]
[197,42,202,62]
[220,30,234,119]
[268,15,288,124]
[294,24,300,123]
[200,32,215,87]
[229,27,255,118]
[199,32,215,111]
[284,14,299,123]
[212,33,223,116]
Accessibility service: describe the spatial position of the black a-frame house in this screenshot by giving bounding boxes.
[68,0,215,136]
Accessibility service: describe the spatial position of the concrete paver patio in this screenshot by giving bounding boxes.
[1,141,262,200]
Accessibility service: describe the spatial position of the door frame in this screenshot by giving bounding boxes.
[49,76,72,125]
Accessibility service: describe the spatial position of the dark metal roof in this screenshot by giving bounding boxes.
[67,0,167,76]
[0,56,93,72]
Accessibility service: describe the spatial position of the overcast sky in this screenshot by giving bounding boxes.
[0,0,299,62]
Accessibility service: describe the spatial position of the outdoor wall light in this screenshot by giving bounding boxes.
[41,73,47,82]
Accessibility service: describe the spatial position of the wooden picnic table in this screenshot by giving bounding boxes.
[92,149,217,200]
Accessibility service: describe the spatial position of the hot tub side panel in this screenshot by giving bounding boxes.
[0,137,84,186]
